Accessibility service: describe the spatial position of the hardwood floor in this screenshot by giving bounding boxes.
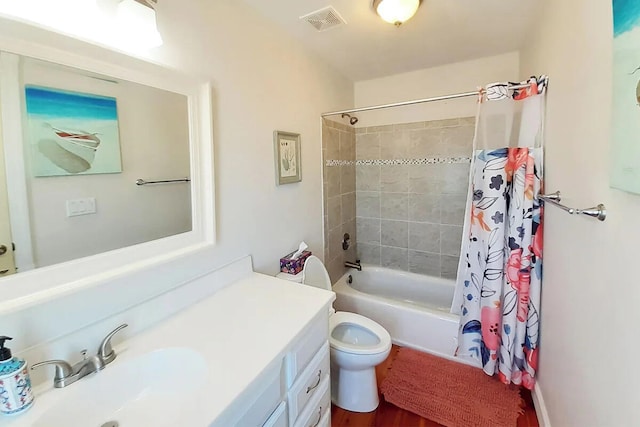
[331,345,539,427]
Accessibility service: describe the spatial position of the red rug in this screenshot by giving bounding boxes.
[380,348,524,427]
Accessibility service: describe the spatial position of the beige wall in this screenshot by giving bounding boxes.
[521,2,638,425]
[354,52,520,127]
[149,0,353,272]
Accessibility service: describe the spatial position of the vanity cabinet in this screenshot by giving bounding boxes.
[234,361,287,426]
[287,343,330,424]
[294,376,330,427]
[235,308,331,427]
[263,401,288,427]
[285,318,330,427]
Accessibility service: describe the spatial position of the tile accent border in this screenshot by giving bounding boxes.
[325,160,354,166]
[326,157,471,167]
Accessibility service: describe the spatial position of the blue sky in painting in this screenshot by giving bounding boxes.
[614,0,640,37]
[25,86,118,121]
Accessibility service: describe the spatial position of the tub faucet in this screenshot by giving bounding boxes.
[31,324,128,388]
[345,259,362,271]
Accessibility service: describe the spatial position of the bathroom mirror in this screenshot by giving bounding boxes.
[0,17,215,313]
[1,54,193,272]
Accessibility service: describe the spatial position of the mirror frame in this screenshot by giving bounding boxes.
[0,17,215,315]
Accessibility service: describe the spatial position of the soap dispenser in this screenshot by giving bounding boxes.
[0,336,34,416]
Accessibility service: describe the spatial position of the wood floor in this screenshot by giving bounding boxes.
[331,345,539,427]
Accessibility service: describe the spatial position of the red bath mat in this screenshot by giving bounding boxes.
[380,348,524,427]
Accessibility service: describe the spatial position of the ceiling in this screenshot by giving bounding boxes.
[241,0,540,81]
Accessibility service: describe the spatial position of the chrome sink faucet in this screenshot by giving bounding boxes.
[31,324,128,388]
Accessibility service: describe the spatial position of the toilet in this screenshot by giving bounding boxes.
[278,255,391,412]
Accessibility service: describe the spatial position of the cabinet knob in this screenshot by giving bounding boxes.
[0,245,7,256]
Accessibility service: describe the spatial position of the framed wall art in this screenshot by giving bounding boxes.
[611,0,640,194]
[274,130,301,185]
[25,85,123,177]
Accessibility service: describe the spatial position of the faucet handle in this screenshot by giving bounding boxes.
[98,323,128,365]
[31,360,73,385]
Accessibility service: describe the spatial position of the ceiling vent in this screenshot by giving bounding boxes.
[300,6,347,32]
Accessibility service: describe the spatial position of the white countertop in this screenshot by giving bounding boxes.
[2,272,335,426]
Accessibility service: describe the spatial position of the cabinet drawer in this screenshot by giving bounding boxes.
[263,401,288,427]
[285,312,329,387]
[287,342,329,424]
[293,375,330,427]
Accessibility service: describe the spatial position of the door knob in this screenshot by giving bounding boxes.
[0,245,7,256]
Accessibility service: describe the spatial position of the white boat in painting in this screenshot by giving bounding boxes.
[50,125,101,150]
[43,123,100,167]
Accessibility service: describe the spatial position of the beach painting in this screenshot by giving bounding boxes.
[25,85,122,177]
[612,0,640,194]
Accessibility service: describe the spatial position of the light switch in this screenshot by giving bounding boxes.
[66,198,97,217]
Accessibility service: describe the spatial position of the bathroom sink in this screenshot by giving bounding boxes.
[33,347,208,427]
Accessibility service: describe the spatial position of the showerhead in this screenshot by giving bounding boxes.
[341,113,359,125]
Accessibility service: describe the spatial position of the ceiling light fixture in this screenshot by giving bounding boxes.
[116,0,163,48]
[373,0,422,26]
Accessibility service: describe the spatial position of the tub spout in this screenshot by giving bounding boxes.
[345,260,362,271]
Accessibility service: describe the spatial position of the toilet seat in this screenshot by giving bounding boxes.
[329,311,391,355]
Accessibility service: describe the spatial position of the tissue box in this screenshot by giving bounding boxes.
[280,250,312,274]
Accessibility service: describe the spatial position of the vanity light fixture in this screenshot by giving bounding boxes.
[373,0,422,26]
[116,0,163,48]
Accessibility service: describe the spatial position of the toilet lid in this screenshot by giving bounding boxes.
[329,311,391,355]
[302,255,332,291]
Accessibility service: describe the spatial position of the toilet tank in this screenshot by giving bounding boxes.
[275,256,332,292]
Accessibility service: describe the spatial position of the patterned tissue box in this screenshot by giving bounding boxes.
[280,250,312,275]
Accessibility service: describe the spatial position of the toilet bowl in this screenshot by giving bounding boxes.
[278,255,391,413]
[329,311,391,412]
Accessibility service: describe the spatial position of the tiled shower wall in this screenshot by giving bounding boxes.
[355,117,475,280]
[322,119,357,284]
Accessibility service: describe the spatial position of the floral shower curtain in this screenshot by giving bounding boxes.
[453,76,548,390]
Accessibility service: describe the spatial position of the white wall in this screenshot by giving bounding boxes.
[353,52,519,126]
[150,0,353,272]
[0,0,353,380]
[21,59,191,268]
[521,2,639,425]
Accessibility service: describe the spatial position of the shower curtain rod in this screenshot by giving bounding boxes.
[321,83,532,117]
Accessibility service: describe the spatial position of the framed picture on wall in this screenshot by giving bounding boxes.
[274,130,302,185]
[24,85,123,177]
[611,1,640,194]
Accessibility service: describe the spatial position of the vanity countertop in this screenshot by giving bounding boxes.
[1,272,335,426]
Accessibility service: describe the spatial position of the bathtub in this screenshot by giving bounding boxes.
[333,265,460,360]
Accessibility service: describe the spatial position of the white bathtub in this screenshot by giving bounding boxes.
[333,265,460,360]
